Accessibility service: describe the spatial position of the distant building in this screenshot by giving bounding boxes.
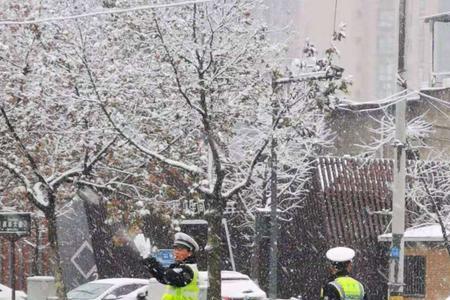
[264,0,450,101]
[379,224,450,300]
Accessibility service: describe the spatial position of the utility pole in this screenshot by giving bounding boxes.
[388,0,407,299]
[268,73,279,300]
[266,68,343,299]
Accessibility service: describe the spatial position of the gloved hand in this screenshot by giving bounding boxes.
[142,256,160,269]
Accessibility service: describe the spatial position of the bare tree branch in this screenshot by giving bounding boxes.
[1,106,52,190]
[0,159,48,211]
[153,16,206,117]
[79,53,205,176]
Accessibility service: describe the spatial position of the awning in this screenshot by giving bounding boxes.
[423,11,450,23]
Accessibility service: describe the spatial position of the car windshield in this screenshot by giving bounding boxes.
[68,283,114,300]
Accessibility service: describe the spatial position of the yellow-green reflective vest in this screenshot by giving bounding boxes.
[329,276,365,300]
[162,264,199,300]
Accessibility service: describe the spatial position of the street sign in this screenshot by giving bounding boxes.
[0,212,31,236]
[153,249,174,267]
[390,246,400,259]
[0,212,32,300]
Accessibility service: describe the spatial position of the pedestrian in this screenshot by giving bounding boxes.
[320,247,367,300]
[142,232,200,300]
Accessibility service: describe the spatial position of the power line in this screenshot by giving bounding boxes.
[417,90,450,109]
[0,0,211,26]
[338,91,416,113]
[340,89,409,106]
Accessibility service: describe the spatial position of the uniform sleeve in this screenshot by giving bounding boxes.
[320,283,341,300]
[149,264,194,287]
[147,261,169,284]
[163,264,194,287]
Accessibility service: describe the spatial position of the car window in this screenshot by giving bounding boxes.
[68,283,114,300]
[110,284,147,297]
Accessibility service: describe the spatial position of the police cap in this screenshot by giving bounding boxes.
[326,246,355,263]
[173,232,199,252]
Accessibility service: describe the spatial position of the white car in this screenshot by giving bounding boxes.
[0,283,26,300]
[146,271,266,300]
[67,278,149,300]
[220,271,266,300]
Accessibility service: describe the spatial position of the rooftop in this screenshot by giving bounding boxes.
[423,11,450,23]
[378,223,450,242]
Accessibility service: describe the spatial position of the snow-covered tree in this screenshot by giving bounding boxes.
[1,1,349,299]
[357,99,450,256]
[70,1,349,298]
[0,2,138,297]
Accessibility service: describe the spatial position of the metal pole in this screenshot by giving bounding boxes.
[389,1,406,299]
[10,238,16,300]
[221,218,236,271]
[388,98,406,299]
[268,75,279,300]
[250,211,262,283]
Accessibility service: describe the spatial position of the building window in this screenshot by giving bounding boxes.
[404,255,426,296]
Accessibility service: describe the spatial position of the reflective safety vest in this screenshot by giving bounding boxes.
[162,264,199,300]
[329,276,365,300]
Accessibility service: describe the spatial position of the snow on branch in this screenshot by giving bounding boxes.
[46,133,116,191]
[0,159,48,210]
[80,55,204,176]
[222,137,270,199]
[1,106,52,191]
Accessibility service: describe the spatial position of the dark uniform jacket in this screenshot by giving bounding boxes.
[321,270,367,300]
[144,256,196,287]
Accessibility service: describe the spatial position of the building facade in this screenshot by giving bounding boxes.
[264,0,450,102]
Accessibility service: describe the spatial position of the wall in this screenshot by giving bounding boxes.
[327,88,450,159]
[405,245,450,300]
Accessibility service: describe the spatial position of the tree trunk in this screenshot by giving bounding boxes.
[46,210,67,300]
[205,196,224,300]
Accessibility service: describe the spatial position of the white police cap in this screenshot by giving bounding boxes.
[173,232,199,252]
[326,247,355,262]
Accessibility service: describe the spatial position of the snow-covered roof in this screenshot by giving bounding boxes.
[423,11,450,23]
[378,224,450,242]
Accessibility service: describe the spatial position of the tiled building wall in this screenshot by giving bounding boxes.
[405,246,450,300]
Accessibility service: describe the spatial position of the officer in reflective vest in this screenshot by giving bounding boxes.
[320,247,367,300]
[143,232,200,300]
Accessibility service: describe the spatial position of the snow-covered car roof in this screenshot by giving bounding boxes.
[68,278,149,300]
[221,271,266,299]
[0,283,27,300]
[221,271,250,280]
[89,278,149,285]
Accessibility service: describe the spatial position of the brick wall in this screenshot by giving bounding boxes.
[405,245,450,300]
[0,232,51,292]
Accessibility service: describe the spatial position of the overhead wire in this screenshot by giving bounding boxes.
[416,90,450,109]
[340,89,409,106]
[415,90,450,121]
[338,88,450,116]
[337,90,417,113]
[0,0,211,25]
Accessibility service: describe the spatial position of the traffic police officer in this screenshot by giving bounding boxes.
[320,247,367,300]
[143,232,200,300]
